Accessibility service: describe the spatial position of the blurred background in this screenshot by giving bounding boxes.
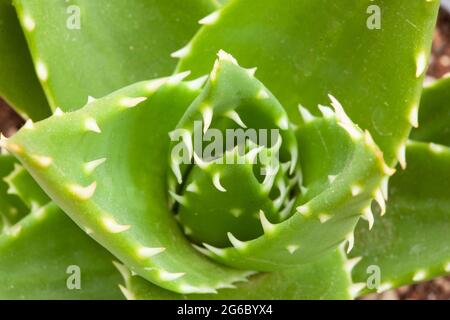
[0,3,449,300]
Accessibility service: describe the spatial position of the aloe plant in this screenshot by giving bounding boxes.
[0,0,448,300]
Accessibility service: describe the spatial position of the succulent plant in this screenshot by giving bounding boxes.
[0,0,448,300]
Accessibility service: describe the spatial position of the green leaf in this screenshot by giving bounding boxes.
[176,56,389,272]
[119,248,355,300]
[171,55,300,248]
[14,0,218,111]
[0,202,124,299]
[177,0,439,164]
[0,155,28,231]
[3,161,50,210]
[411,77,450,147]
[351,141,450,293]
[0,0,51,120]
[5,75,252,295]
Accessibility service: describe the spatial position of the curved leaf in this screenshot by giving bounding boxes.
[120,248,355,300]
[0,0,50,120]
[5,75,252,294]
[3,161,50,210]
[188,61,388,271]
[351,141,450,294]
[177,0,439,164]
[411,77,450,146]
[0,155,28,232]
[14,0,218,111]
[0,203,124,299]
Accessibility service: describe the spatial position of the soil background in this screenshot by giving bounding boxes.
[1,7,450,300]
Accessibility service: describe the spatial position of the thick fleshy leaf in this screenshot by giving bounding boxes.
[14,0,218,111]
[118,249,356,300]
[351,141,450,294]
[177,0,439,164]
[0,0,50,120]
[0,155,28,232]
[411,77,450,147]
[5,76,252,294]
[0,203,124,299]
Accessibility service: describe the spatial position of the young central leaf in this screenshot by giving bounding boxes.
[168,52,300,247]
[166,52,391,272]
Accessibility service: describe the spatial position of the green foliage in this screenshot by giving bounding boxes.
[351,75,450,295]
[411,77,450,146]
[0,155,28,232]
[119,249,355,300]
[0,0,50,120]
[14,0,218,111]
[0,203,124,299]
[177,0,438,164]
[352,141,450,294]
[0,0,448,300]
